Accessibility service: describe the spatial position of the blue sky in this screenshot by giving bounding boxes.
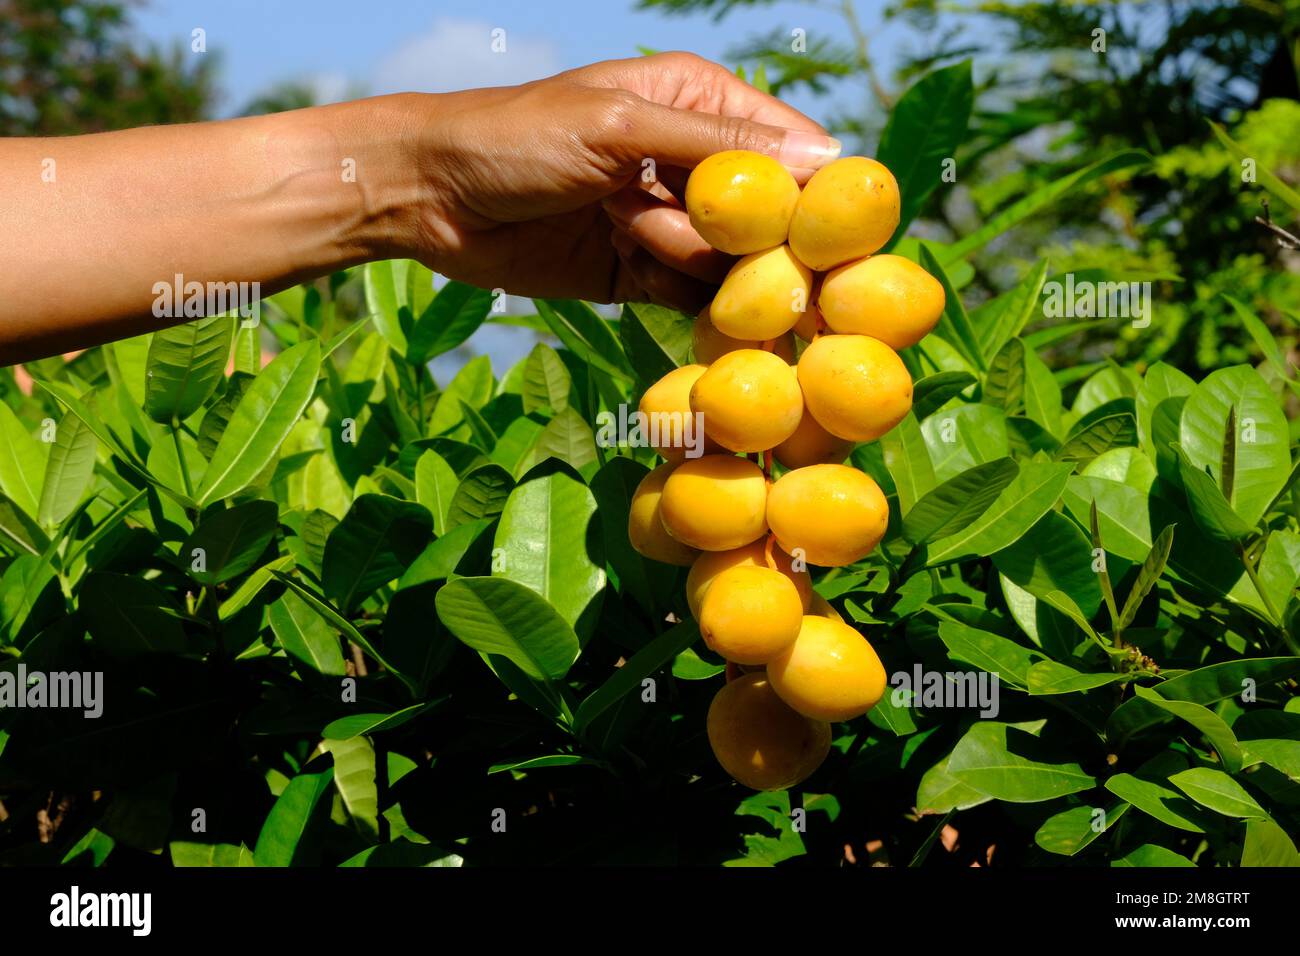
[131,0,923,130]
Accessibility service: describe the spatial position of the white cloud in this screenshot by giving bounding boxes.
[371,18,562,95]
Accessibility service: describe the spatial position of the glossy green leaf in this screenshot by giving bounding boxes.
[143,314,233,423]
[182,500,278,585]
[435,575,581,681]
[38,411,97,529]
[321,494,432,612]
[947,721,1096,802]
[253,764,335,867]
[268,588,347,677]
[1169,767,1266,818]
[197,341,321,506]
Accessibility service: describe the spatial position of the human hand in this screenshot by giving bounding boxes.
[410,52,840,314]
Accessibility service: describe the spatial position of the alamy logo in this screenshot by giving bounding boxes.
[890,666,1000,718]
[1042,273,1152,329]
[594,404,706,458]
[0,666,103,718]
[49,886,151,936]
[151,273,261,327]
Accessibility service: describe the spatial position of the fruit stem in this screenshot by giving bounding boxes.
[763,533,779,572]
[759,338,776,353]
[762,448,773,479]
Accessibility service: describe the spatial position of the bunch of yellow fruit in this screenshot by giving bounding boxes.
[626,149,945,791]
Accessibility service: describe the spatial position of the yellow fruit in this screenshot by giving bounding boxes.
[788,157,900,271]
[686,538,812,620]
[628,463,699,566]
[699,566,803,665]
[808,593,843,623]
[691,308,794,364]
[707,672,831,790]
[797,334,912,442]
[819,254,945,350]
[767,616,887,722]
[684,150,800,255]
[689,349,803,453]
[710,245,813,341]
[773,409,853,469]
[638,364,710,463]
[766,463,888,567]
[660,454,768,551]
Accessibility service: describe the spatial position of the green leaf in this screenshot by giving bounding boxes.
[170,842,254,867]
[414,449,459,536]
[268,589,347,677]
[1242,817,1300,866]
[927,460,1072,566]
[982,338,1025,412]
[916,754,992,814]
[446,463,513,529]
[0,402,47,520]
[902,458,1018,545]
[407,281,492,366]
[912,371,976,421]
[1133,685,1243,773]
[38,411,97,529]
[435,576,581,681]
[493,464,605,638]
[521,343,572,415]
[253,764,335,867]
[1034,802,1128,857]
[321,702,437,740]
[1168,767,1266,818]
[321,494,432,613]
[1062,476,1152,563]
[196,341,321,506]
[937,621,1041,689]
[877,60,973,235]
[1180,366,1289,527]
[429,355,494,440]
[78,573,188,657]
[992,511,1103,619]
[942,150,1150,263]
[919,243,985,371]
[1112,844,1195,867]
[947,721,1096,802]
[363,259,410,354]
[619,302,693,383]
[1105,752,1210,833]
[339,841,462,867]
[322,736,378,837]
[488,755,599,774]
[530,406,599,473]
[534,299,632,382]
[881,411,936,515]
[1172,443,1255,541]
[1224,295,1290,378]
[974,259,1050,362]
[397,517,493,590]
[0,495,49,556]
[1027,661,1130,695]
[1056,412,1137,463]
[1208,119,1300,212]
[1118,524,1174,631]
[143,314,234,423]
[181,500,278,585]
[574,620,699,735]
[1023,347,1063,436]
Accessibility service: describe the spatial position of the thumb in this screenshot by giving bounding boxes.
[608,96,841,173]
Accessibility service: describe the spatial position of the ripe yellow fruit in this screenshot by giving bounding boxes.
[691,308,794,364]
[628,463,699,566]
[686,537,812,620]
[638,364,710,463]
[767,616,887,722]
[710,245,813,341]
[772,408,853,469]
[819,254,945,350]
[699,566,803,665]
[660,454,769,551]
[788,157,900,271]
[689,349,803,453]
[767,463,888,567]
[798,334,912,442]
[707,672,832,790]
[684,150,800,255]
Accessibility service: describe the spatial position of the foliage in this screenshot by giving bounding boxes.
[0,0,216,135]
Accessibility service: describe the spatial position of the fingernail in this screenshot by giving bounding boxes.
[779,132,841,170]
